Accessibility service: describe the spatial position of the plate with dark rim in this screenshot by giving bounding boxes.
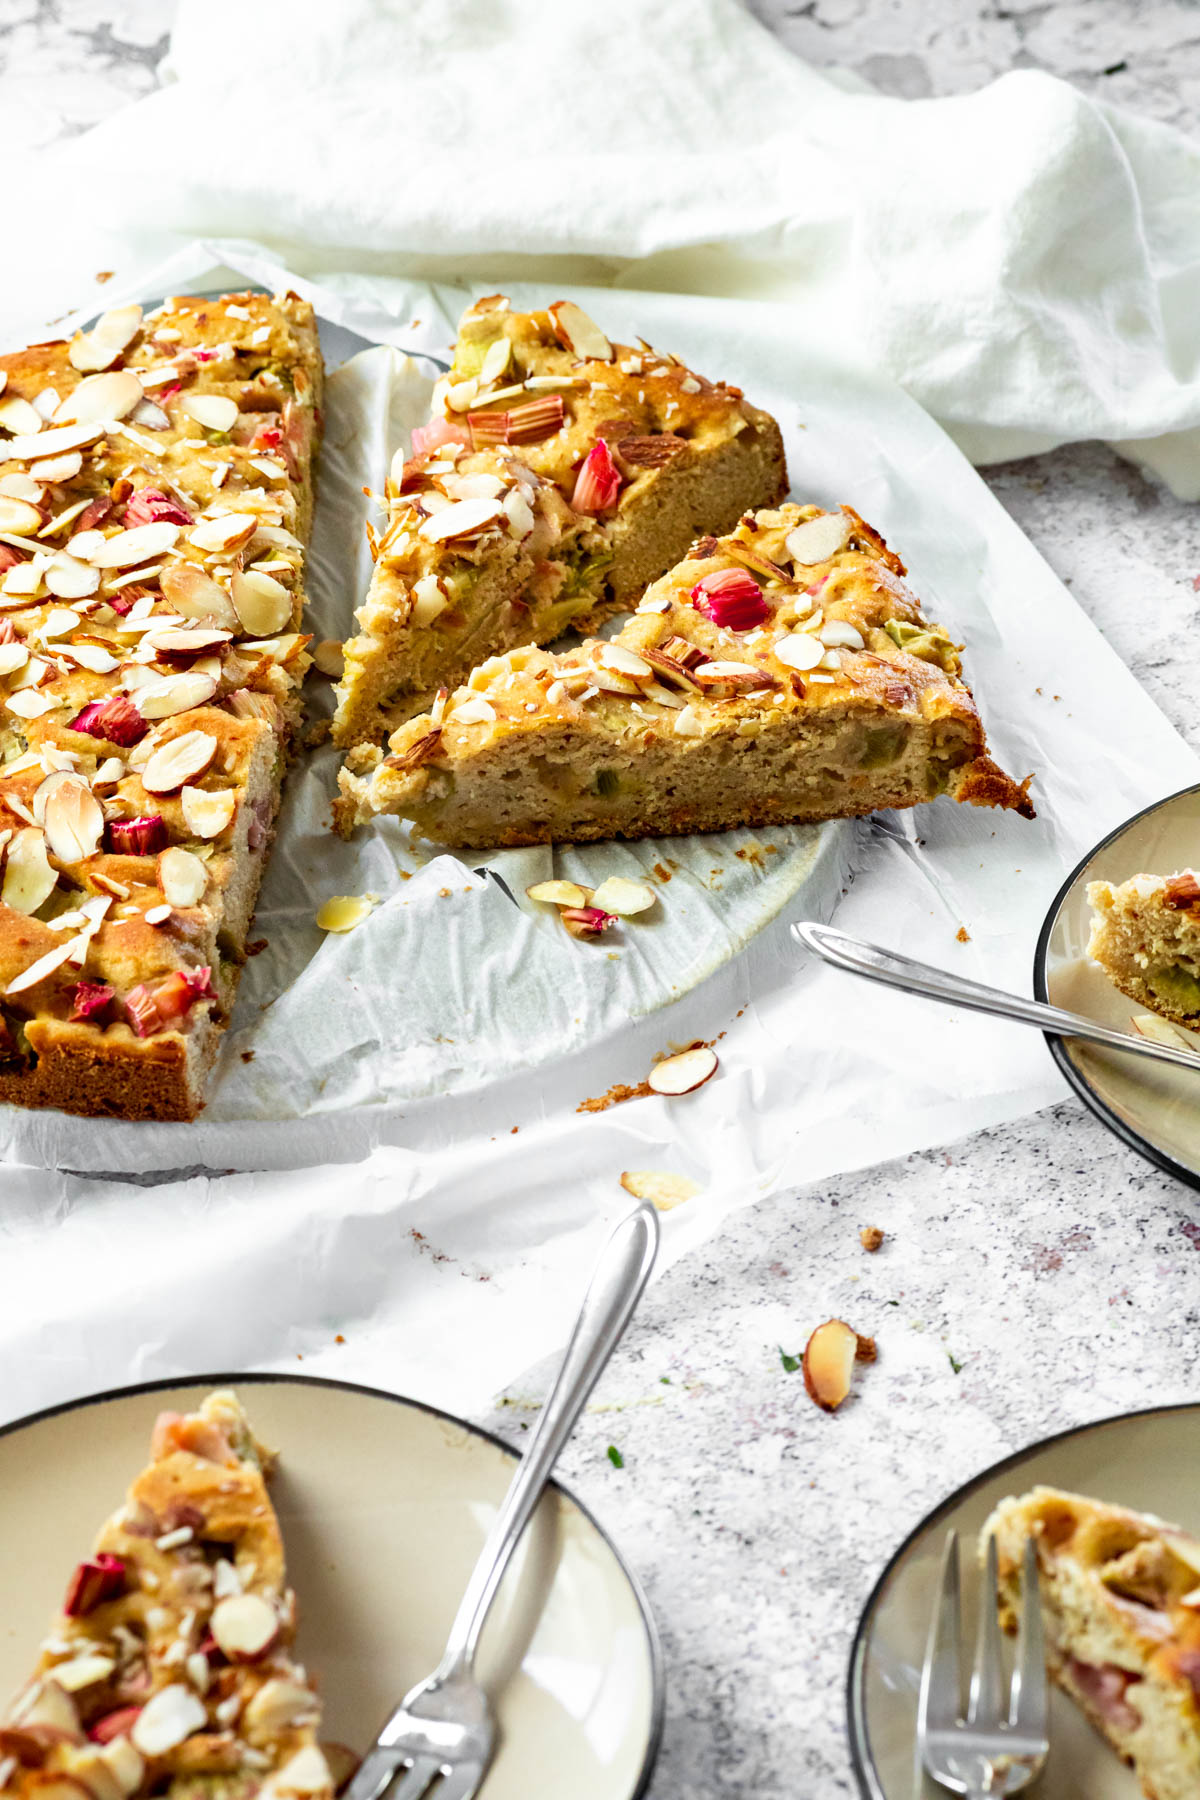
[848,1402,1200,1798]
[1033,783,1200,1191]
[0,1373,664,1800]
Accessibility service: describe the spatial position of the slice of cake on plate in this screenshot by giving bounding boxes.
[0,290,322,1120]
[0,1390,337,1800]
[985,1485,1200,1800]
[331,293,787,744]
[1088,872,1200,1028]
[338,501,1033,845]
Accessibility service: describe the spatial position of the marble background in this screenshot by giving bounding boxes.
[4,1,1200,1795]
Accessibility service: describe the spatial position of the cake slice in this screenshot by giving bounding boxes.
[0,1390,336,1800]
[985,1486,1200,1800]
[332,294,787,744]
[338,501,1033,845]
[0,290,322,1120]
[1088,872,1200,1027]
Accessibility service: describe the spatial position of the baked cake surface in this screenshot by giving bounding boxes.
[0,291,322,1121]
[985,1486,1200,1800]
[0,1390,335,1800]
[1088,872,1200,1027]
[332,294,786,745]
[338,501,1033,846]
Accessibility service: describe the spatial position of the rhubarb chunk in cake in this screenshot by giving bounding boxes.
[338,502,1033,845]
[1088,872,1200,1027]
[0,1390,336,1800]
[332,294,786,744]
[0,291,322,1120]
[985,1486,1200,1800]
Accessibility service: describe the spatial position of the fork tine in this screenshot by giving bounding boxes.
[1010,1534,1049,1734]
[918,1529,963,1747]
[427,1768,483,1800]
[967,1534,1007,1726]
[380,1759,443,1800]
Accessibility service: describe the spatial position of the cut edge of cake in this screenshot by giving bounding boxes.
[1088,871,1200,1027]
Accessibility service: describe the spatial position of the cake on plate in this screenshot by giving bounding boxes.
[331,293,787,745]
[986,1485,1200,1800]
[1088,872,1200,1027]
[0,1390,336,1800]
[338,501,1034,845]
[0,290,322,1120]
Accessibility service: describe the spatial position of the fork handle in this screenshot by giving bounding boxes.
[793,921,1200,1075]
[435,1200,660,1681]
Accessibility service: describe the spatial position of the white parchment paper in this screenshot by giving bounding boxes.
[0,242,1195,1421]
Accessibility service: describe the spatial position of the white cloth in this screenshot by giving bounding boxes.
[8,0,1200,491]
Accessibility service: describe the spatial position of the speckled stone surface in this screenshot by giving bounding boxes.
[5,3,1200,1795]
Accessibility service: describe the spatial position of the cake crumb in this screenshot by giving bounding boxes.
[860,1226,885,1252]
[956,926,970,943]
[578,1079,654,1114]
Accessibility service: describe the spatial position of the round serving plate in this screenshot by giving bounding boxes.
[1033,783,1200,1190]
[0,1373,664,1800]
[847,1402,1200,1798]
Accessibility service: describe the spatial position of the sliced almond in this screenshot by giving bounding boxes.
[136,672,218,720]
[272,1747,332,1796]
[598,644,652,679]
[53,370,144,428]
[181,785,236,839]
[131,1686,207,1758]
[84,522,180,569]
[5,938,81,996]
[316,895,374,933]
[0,421,106,463]
[210,1593,278,1662]
[0,642,28,677]
[801,1318,860,1412]
[773,632,825,673]
[44,556,101,599]
[648,1045,718,1095]
[150,627,233,658]
[189,513,258,555]
[417,498,505,543]
[547,301,614,362]
[447,695,497,727]
[313,639,344,677]
[1131,1014,1192,1048]
[0,497,43,536]
[160,562,240,629]
[785,511,851,567]
[619,1169,701,1210]
[243,1678,319,1741]
[591,876,656,916]
[40,776,104,862]
[818,619,865,651]
[60,643,119,674]
[181,394,239,433]
[158,846,208,907]
[68,304,143,373]
[231,568,292,636]
[0,472,43,503]
[527,880,590,908]
[141,730,218,794]
[410,574,449,627]
[1,827,57,914]
[7,689,56,718]
[30,450,83,483]
[46,1654,115,1693]
[0,396,44,436]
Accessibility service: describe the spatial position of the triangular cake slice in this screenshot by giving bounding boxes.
[985,1486,1200,1799]
[0,1390,336,1800]
[1088,872,1200,1027]
[331,294,787,745]
[338,501,1033,844]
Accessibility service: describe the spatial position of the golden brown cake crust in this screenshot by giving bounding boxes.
[0,292,323,1121]
[333,294,786,746]
[338,501,1033,845]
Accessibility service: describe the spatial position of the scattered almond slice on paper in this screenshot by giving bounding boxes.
[317,895,375,933]
[802,1318,875,1412]
[619,1170,701,1210]
[527,879,590,908]
[647,1044,718,1096]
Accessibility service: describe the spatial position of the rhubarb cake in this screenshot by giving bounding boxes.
[1087,872,1200,1027]
[985,1486,1200,1800]
[338,501,1034,845]
[332,294,787,744]
[0,290,322,1120]
[0,1390,337,1800]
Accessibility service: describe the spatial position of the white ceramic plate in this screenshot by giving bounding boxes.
[1034,782,1200,1190]
[848,1403,1200,1798]
[0,1374,663,1800]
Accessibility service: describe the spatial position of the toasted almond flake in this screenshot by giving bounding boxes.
[7,689,55,718]
[182,393,239,433]
[30,449,83,483]
[785,511,851,566]
[158,846,208,907]
[1,827,57,914]
[448,695,497,726]
[135,671,218,720]
[0,497,43,536]
[417,497,505,543]
[143,903,171,925]
[87,521,182,570]
[61,643,120,674]
[189,512,258,554]
[5,937,79,996]
[39,497,95,539]
[637,594,672,615]
[0,472,43,503]
[673,703,704,737]
[42,554,101,600]
[53,369,143,428]
[132,1685,207,1758]
[181,785,236,839]
[68,303,143,372]
[599,644,653,679]
[527,880,590,908]
[0,643,28,677]
[231,567,291,636]
[1131,1013,1193,1047]
[142,730,218,794]
[547,301,613,362]
[160,561,240,629]
[316,894,375,932]
[802,1317,863,1411]
[0,396,44,436]
[773,631,825,672]
[39,608,78,641]
[313,639,344,677]
[40,774,104,861]
[591,876,657,916]
[619,1169,701,1209]
[0,420,106,463]
[648,1045,718,1095]
[410,573,449,627]
[818,619,865,650]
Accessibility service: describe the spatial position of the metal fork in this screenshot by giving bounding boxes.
[918,1532,1049,1798]
[342,1201,660,1800]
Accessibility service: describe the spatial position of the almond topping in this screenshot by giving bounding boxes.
[547,301,613,362]
[141,731,218,794]
[53,370,144,428]
[189,513,258,555]
[590,876,656,916]
[785,511,851,567]
[68,305,143,373]
[84,522,180,569]
[648,1045,718,1095]
[180,786,236,839]
[417,497,505,543]
[135,672,218,720]
[40,776,104,862]
[160,562,240,630]
[231,568,292,636]
[1,827,57,914]
[210,1594,278,1662]
[0,396,44,436]
[5,937,82,997]
[131,1686,206,1758]
[181,394,239,433]
[158,846,208,907]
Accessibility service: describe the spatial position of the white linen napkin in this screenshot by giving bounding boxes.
[9,0,1200,491]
